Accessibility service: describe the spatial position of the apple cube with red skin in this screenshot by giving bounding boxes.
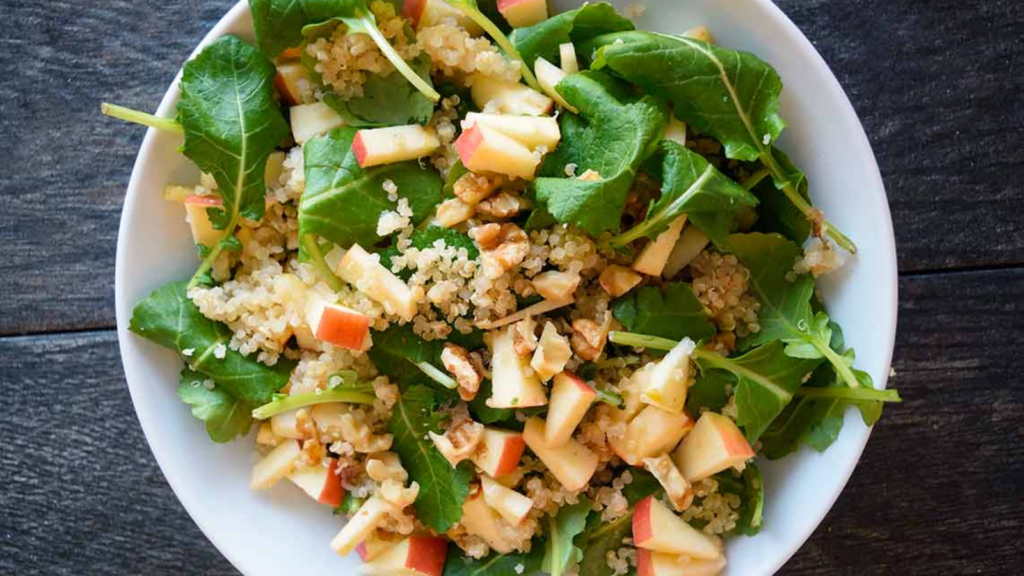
[456,123,541,181]
[488,326,548,408]
[274,61,310,106]
[287,458,345,507]
[544,371,596,448]
[305,292,371,351]
[356,530,398,562]
[360,534,448,576]
[403,0,482,34]
[250,440,302,489]
[463,112,561,151]
[290,102,345,145]
[610,405,694,466]
[632,496,722,560]
[460,489,515,554]
[522,417,598,491]
[480,475,534,525]
[352,125,441,168]
[331,494,389,556]
[637,549,726,576]
[497,0,548,27]
[335,244,423,322]
[469,427,526,478]
[183,195,223,249]
[673,412,755,482]
[633,215,688,276]
[641,337,697,414]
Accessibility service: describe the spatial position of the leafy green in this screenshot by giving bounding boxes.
[713,465,764,536]
[322,55,435,127]
[367,324,448,389]
[576,470,660,576]
[694,342,822,443]
[378,226,479,276]
[584,31,856,252]
[177,368,253,443]
[542,497,591,576]
[176,35,290,286]
[251,386,376,419]
[611,283,715,343]
[300,127,441,249]
[335,492,365,515]
[443,541,545,576]
[531,71,668,235]
[387,386,473,532]
[612,140,758,248]
[468,380,516,425]
[129,282,294,405]
[752,148,811,243]
[685,369,733,415]
[511,2,633,70]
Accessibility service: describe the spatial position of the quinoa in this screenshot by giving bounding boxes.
[689,249,761,353]
[417,22,521,84]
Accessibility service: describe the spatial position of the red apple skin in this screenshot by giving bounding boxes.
[720,421,755,460]
[279,47,303,60]
[351,132,370,167]
[563,371,595,395]
[184,195,223,207]
[319,459,345,507]
[356,541,369,562]
[402,0,427,25]
[315,305,371,351]
[405,535,449,576]
[274,72,298,106]
[632,496,654,545]
[492,434,527,477]
[636,548,655,576]
[455,125,485,166]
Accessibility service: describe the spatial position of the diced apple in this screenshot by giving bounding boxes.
[641,337,696,414]
[683,26,714,44]
[522,417,598,491]
[274,61,310,106]
[470,75,554,117]
[311,402,348,434]
[435,197,476,228]
[336,244,423,322]
[470,427,526,477]
[360,535,449,576]
[545,372,596,448]
[352,125,441,168]
[256,422,280,446]
[250,440,302,489]
[278,46,304,60]
[610,405,693,465]
[287,458,345,507]
[305,292,371,351]
[265,150,287,188]
[290,102,345,145]
[530,322,572,382]
[497,0,548,27]
[488,327,548,408]
[331,494,389,557]
[461,489,515,554]
[663,225,709,278]
[531,270,580,303]
[559,43,579,74]
[599,265,643,298]
[270,409,305,439]
[183,195,223,248]
[356,530,398,562]
[637,549,726,576]
[632,496,722,559]
[643,454,693,512]
[463,112,561,150]
[633,215,688,276]
[673,412,754,482]
[163,185,192,202]
[534,57,578,113]
[456,124,540,181]
[403,0,483,34]
[480,475,534,525]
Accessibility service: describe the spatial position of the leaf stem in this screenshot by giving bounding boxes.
[608,331,677,351]
[410,359,458,389]
[346,15,440,102]
[445,1,542,91]
[301,234,344,292]
[811,339,862,389]
[610,164,715,247]
[794,386,901,402]
[740,168,769,190]
[594,388,623,407]
[101,103,183,133]
[252,387,376,419]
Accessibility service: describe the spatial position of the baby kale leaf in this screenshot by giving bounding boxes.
[611,283,716,343]
[512,2,633,70]
[443,541,545,576]
[322,55,435,127]
[177,368,254,443]
[542,497,592,576]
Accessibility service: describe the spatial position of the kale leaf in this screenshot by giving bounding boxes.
[511,2,633,70]
[300,127,441,249]
[368,324,447,390]
[575,469,661,576]
[129,282,293,405]
[751,148,811,243]
[531,71,668,235]
[322,55,435,127]
[443,541,545,576]
[387,385,473,532]
[713,465,765,536]
[542,497,591,576]
[468,379,516,426]
[177,368,254,443]
[611,283,716,343]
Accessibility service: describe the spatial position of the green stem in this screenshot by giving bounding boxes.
[740,168,769,190]
[445,1,541,91]
[610,165,715,248]
[411,360,458,389]
[101,103,183,133]
[608,331,677,351]
[187,218,238,289]
[594,388,623,407]
[812,339,862,389]
[346,15,440,102]
[252,387,376,419]
[301,234,344,292]
[795,386,901,402]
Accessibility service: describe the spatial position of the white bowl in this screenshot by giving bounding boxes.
[115,1,897,575]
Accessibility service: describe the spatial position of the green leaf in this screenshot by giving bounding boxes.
[751,148,811,243]
[542,497,591,576]
[468,379,516,425]
[322,55,435,127]
[177,368,253,443]
[443,541,545,576]
[685,369,733,415]
[388,386,473,532]
[251,385,376,419]
[693,342,822,443]
[300,127,441,249]
[129,282,294,405]
[611,283,716,343]
[613,140,758,248]
[576,471,659,576]
[378,226,479,276]
[367,324,448,390]
[531,71,668,235]
[713,465,764,536]
[511,2,633,70]
[250,0,355,57]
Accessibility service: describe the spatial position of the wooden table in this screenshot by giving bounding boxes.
[1,0,1021,574]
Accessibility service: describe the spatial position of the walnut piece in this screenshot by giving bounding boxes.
[476,191,526,219]
[428,410,485,467]
[473,223,529,279]
[511,316,538,357]
[599,265,643,298]
[532,270,581,303]
[366,451,408,483]
[340,413,394,453]
[571,315,612,361]
[454,172,502,205]
[442,343,483,401]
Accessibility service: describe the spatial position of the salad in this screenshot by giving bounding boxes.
[104,1,900,575]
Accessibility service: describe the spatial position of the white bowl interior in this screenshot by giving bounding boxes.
[114,1,897,575]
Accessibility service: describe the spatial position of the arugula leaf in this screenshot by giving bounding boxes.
[322,55,435,127]
[511,2,633,70]
[584,31,855,252]
[728,232,862,390]
[713,465,764,536]
[300,127,441,249]
[443,541,545,576]
[378,226,479,276]
[542,497,591,576]
[685,369,733,415]
[532,71,668,235]
[612,140,758,248]
[388,386,473,532]
[576,470,660,576]
[368,324,448,390]
[177,368,253,443]
[129,282,294,405]
[176,35,290,287]
[751,148,811,243]
[611,283,715,343]
[694,342,821,443]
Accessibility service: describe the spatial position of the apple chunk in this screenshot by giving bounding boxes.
[559,43,579,74]
[356,530,398,562]
[456,123,540,181]
[463,112,561,150]
[632,496,722,559]
[534,57,578,113]
[331,494,389,557]
[352,125,441,168]
[481,475,534,525]
[305,292,371,351]
[545,371,596,448]
[633,215,688,276]
[663,225,709,279]
[290,101,345,145]
[183,195,223,249]
[673,412,754,482]
[497,0,548,27]
[335,244,424,322]
[287,458,345,507]
[530,322,572,382]
[470,75,554,117]
[250,440,302,489]
[637,549,726,576]
[522,417,598,492]
[403,0,482,34]
[469,427,526,478]
[360,535,448,576]
[641,337,697,414]
[460,489,515,554]
[488,327,548,408]
[274,61,310,106]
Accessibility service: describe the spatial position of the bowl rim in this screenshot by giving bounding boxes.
[114,1,898,575]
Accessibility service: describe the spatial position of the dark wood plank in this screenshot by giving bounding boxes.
[1,0,1023,335]
[2,269,1022,575]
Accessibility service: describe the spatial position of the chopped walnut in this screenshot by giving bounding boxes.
[454,172,503,205]
[644,454,693,512]
[532,270,581,303]
[599,265,643,298]
[340,413,394,453]
[256,422,280,446]
[577,168,602,182]
[381,479,420,510]
[476,191,526,219]
[428,408,484,467]
[442,343,483,401]
[571,315,612,361]
[300,436,325,467]
[437,197,476,228]
[511,316,538,357]
[366,452,408,483]
[473,223,529,279]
